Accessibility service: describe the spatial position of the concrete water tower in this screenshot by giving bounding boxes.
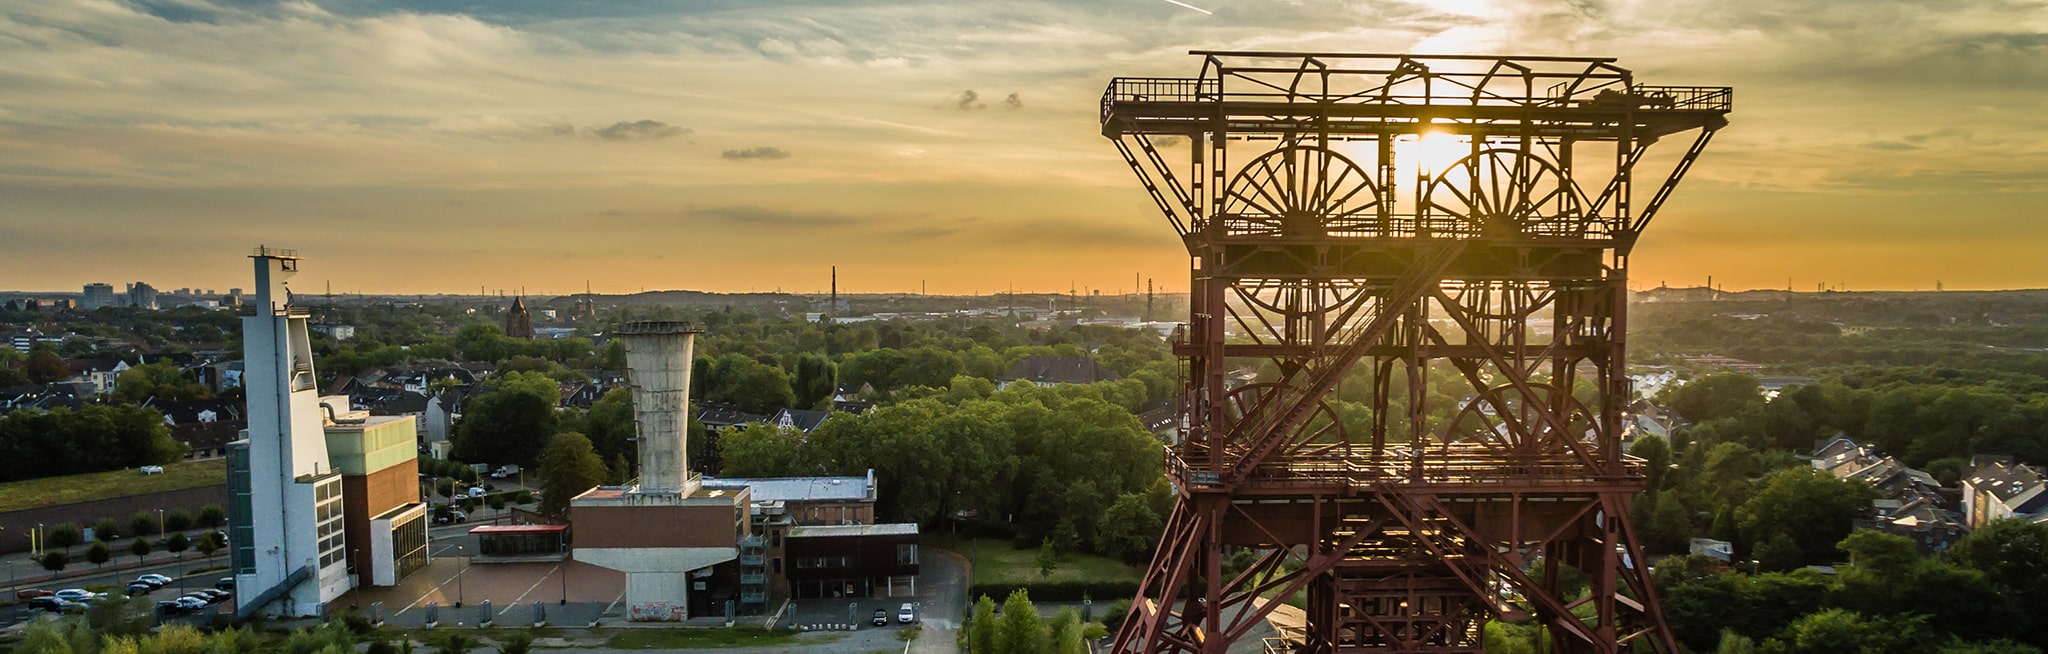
[571,321,750,621]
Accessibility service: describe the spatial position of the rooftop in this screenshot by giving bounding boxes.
[705,473,874,503]
[789,523,918,539]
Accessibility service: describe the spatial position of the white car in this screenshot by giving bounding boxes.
[137,573,173,587]
[898,603,916,623]
[173,596,207,611]
[53,589,100,602]
[139,465,164,475]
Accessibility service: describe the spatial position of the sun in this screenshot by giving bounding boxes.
[1395,130,1468,180]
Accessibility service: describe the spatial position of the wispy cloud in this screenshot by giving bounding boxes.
[722,146,791,160]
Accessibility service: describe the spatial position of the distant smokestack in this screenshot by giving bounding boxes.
[617,321,703,494]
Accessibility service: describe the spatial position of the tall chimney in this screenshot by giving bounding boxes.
[617,321,703,494]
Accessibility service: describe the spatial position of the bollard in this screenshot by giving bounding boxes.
[479,599,493,626]
[371,601,385,627]
[533,602,547,628]
[425,603,439,628]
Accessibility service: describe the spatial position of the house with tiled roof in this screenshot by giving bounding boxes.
[1963,462,2048,528]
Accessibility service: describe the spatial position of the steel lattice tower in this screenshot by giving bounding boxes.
[1099,53,1730,653]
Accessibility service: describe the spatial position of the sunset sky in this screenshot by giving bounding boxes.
[2,0,2045,296]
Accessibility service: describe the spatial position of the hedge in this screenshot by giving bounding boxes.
[966,580,1139,603]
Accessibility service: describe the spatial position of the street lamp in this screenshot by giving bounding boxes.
[157,509,166,539]
[455,544,466,607]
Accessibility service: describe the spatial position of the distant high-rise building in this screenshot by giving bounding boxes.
[126,282,160,310]
[505,295,534,339]
[81,283,116,310]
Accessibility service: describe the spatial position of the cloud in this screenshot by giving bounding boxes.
[591,120,688,141]
[1003,93,1023,110]
[688,205,859,228]
[951,90,985,110]
[721,146,792,161]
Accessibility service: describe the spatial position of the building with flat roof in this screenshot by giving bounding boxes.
[785,523,920,599]
[322,406,428,587]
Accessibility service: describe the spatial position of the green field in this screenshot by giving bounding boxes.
[942,537,1145,587]
[0,459,226,513]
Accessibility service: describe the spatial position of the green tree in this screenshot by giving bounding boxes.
[129,536,151,563]
[1036,538,1059,577]
[1949,520,2048,645]
[131,512,158,540]
[582,388,638,471]
[997,589,1047,654]
[46,523,80,552]
[1753,533,1803,573]
[1658,372,1763,423]
[26,348,67,385]
[792,354,836,409]
[452,371,562,467]
[38,550,65,572]
[1048,606,1084,654]
[92,517,119,542]
[536,432,608,518]
[197,504,226,529]
[163,508,193,532]
[196,535,220,558]
[1097,492,1165,563]
[1736,468,1873,564]
[113,361,213,402]
[969,595,998,654]
[717,422,808,477]
[164,532,189,558]
[1632,434,1673,491]
[86,541,111,566]
[705,355,796,415]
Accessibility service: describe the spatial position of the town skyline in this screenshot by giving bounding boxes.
[4,0,2045,294]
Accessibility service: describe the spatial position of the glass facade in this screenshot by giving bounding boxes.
[227,441,256,575]
[391,512,428,580]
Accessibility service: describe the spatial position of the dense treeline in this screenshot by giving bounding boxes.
[719,379,1173,561]
[0,404,184,482]
[1655,369,2048,473]
[1648,521,2048,653]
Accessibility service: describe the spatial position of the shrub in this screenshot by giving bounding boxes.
[164,508,194,532]
[131,512,158,539]
[87,541,111,566]
[969,580,1140,603]
[93,517,120,541]
[46,523,81,551]
[40,550,66,571]
[198,504,227,529]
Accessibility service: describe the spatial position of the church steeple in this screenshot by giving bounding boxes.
[505,294,534,339]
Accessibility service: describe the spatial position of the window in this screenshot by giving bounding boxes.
[772,558,782,574]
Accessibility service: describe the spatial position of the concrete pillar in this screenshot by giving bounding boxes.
[617,321,702,494]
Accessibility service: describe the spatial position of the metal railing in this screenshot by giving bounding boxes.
[740,572,768,585]
[740,553,766,566]
[1101,77,1220,121]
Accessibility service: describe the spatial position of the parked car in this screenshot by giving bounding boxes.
[872,609,889,626]
[126,582,154,597]
[53,589,100,602]
[139,465,164,475]
[898,603,916,623]
[28,596,64,611]
[215,578,235,591]
[172,596,206,612]
[466,486,486,499]
[156,600,186,615]
[15,588,52,600]
[58,599,90,614]
[139,573,173,586]
[197,589,230,603]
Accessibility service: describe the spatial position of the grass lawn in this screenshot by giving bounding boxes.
[938,537,1144,587]
[0,459,226,513]
[603,627,826,649]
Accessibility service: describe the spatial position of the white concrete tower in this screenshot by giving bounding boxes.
[619,321,700,494]
[574,320,745,621]
[231,246,349,618]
